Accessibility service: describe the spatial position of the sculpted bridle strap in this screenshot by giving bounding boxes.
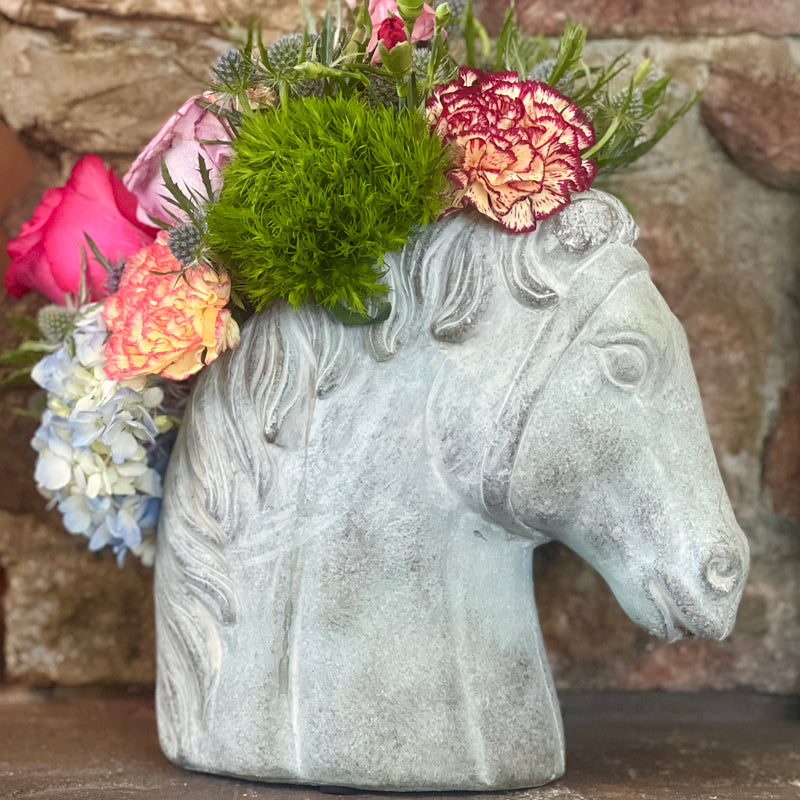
[480,243,647,533]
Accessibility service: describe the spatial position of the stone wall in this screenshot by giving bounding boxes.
[1,0,798,692]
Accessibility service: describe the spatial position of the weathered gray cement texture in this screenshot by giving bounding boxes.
[150,190,747,788]
[0,0,798,693]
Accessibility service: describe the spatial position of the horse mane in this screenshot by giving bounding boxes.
[155,191,637,758]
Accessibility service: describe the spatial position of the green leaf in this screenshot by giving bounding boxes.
[197,96,242,128]
[595,90,700,172]
[569,54,627,108]
[0,343,52,365]
[0,366,36,387]
[198,153,216,200]
[641,75,671,115]
[548,21,586,88]
[158,161,206,229]
[493,6,547,77]
[6,315,40,338]
[83,234,118,277]
[493,8,517,72]
[463,0,490,67]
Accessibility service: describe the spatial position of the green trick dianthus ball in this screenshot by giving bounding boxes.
[205,94,450,315]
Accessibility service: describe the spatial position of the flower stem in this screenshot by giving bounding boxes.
[582,115,621,160]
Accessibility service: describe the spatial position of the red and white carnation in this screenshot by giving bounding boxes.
[426,68,597,232]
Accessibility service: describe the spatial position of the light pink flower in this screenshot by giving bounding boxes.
[4,155,156,304]
[426,68,597,232]
[124,93,232,225]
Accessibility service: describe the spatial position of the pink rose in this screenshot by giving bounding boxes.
[124,93,232,225]
[4,155,157,304]
[103,232,239,381]
[426,68,597,232]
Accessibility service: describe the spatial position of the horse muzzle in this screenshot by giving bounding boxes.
[648,535,749,642]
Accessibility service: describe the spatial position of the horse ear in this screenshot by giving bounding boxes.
[534,190,640,287]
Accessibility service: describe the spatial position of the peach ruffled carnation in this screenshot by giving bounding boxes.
[426,67,597,233]
[102,232,239,381]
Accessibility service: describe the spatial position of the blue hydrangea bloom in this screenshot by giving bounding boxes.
[30,303,186,566]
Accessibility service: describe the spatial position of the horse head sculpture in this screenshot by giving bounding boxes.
[155,190,749,790]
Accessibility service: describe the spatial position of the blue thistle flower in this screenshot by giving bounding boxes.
[268,33,308,73]
[214,48,256,88]
[168,223,204,266]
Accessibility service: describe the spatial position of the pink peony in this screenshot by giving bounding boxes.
[426,68,597,232]
[4,155,157,304]
[102,232,239,382]
[124,93,232,225]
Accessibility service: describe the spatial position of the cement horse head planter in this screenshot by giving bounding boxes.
[155,190,749,791]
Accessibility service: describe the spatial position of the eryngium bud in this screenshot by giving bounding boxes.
[611,87,644,117]
[37,305,74,344]
[268,32,309,73]
[168,223,204,266]
[527,58,574,95]
[214,49,255,87]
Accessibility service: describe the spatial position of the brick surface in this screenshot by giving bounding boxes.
[764,374,800,520]
[0,512,156,685]
[1,3,799,696]
[702,36,800,192]
[0,0,324,27]
[499,0,800,37]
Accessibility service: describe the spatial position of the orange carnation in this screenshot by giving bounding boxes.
[102,232,239,381]
[426,68,597,232]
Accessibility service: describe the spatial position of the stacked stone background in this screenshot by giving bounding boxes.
[0,0,797,692]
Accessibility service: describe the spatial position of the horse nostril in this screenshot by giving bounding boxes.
[704,552,741,596]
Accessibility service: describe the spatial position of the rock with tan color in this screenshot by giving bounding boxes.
[0,512,155,684]
[701,36,800,192]
[505,0,800,37]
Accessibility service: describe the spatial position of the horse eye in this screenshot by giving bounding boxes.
[597,342,648,389]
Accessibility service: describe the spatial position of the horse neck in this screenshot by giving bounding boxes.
[306,336,439,501]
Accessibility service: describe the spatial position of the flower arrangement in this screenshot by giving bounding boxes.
[2,0,695,565]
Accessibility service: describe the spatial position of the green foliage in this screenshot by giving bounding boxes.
[195,2,697,320]
[206,94,449,315]
[461,0,491,67]
[211,14,375,113]
[7,315,40,339]
[490,13,700,175]
[494,7,549,76]
[587,74,700,172]
[545,21,586,88]
[0,315,51,388]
